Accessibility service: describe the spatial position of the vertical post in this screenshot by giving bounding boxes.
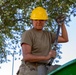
[12,51,14,75]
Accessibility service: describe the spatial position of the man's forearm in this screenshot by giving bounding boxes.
[61,23,68,42]
[23,54,49,62]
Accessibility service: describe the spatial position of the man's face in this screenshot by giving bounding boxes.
[32,20,46,30]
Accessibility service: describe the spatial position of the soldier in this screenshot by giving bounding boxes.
[17,7,68,75]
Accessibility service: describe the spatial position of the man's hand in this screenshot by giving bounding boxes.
[46,50,56,60]
[55,14,66,25]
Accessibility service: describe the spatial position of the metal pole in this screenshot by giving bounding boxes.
[47,25,61,66]
[12,51,14,75]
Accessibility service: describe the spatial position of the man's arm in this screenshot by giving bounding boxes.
[58,23,69,43]
[22,43,56,62]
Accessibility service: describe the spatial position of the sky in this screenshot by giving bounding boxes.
[0,15,76,75]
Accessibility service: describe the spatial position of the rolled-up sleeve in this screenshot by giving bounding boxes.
[21,31,32,46]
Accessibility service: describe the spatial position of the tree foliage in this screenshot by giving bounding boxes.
[0,0,76,63]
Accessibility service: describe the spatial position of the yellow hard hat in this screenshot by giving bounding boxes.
[30,7,48,20]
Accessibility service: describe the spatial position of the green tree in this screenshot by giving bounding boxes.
[0,0,76,63]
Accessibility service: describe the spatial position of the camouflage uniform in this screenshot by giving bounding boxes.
[17,61,37,75]
[17,60,60,75]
